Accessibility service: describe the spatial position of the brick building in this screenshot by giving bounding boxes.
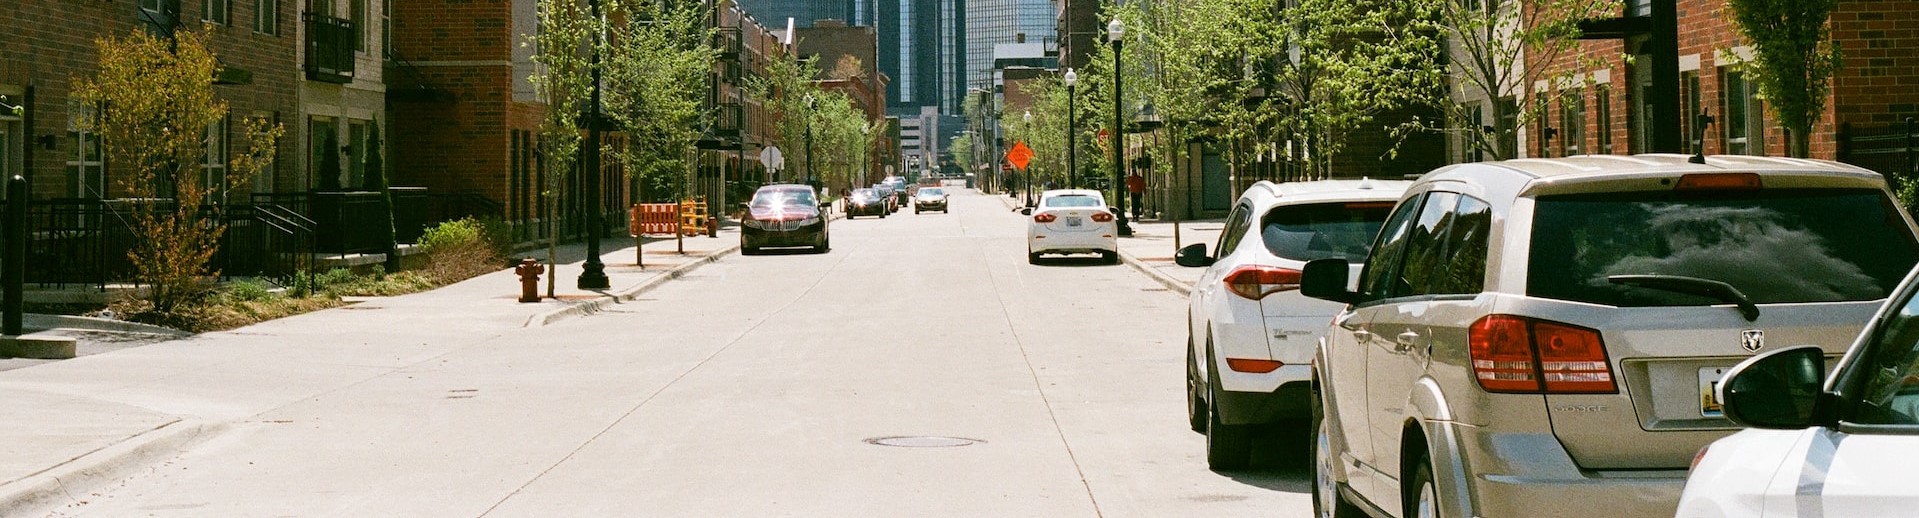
[1506,0,1919,173]
[796,19,891,186]
[0,0,299,201]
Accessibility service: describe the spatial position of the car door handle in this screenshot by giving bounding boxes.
[1395,331,1421,352]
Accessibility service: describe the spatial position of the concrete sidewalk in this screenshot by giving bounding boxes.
[991,192,1220,297]
[0,224,748,516]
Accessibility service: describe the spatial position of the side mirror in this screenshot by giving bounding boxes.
[1021,207,1033,216]
[1300,259,1358,305]
[1174,243,1213,268]
[1720,345,1828,429]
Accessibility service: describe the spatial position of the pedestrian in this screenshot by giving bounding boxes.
[1125,171,1146,219]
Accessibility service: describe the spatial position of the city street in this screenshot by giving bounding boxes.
[39,190,1312,517]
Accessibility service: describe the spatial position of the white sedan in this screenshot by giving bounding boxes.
[1026,189,1118,264]
[1675,266,1919,517]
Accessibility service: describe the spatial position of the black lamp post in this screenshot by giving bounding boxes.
[804,94,816,187]
[1064,68,1078,189]
[1108,18,1132,236]
[577,0,610,290]
[1023,110,1034,206]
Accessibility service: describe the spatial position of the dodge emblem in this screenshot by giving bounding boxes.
[1741,330,1765,353]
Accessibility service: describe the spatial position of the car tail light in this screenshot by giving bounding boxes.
[1034,213,1057,223]
[1468,315,1615,394]
[1675,172,1762,191]
[1225,358,1284,373]
[1091,212,1114,222]
[1222,266,1302,300]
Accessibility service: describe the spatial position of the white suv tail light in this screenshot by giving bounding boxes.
[1468,315,1616,394]
[1222,266,1302,300]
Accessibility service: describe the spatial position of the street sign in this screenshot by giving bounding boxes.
[1006,141,1034,170]
[759,146,785,171]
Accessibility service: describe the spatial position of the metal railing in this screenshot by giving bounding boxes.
[304,12,356,83]
[1836,117,1918,194]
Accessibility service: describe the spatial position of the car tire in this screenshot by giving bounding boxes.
[1406,456,1440,518]
[1101,251,1120,265]
[1205,377,1254,471]
[1027,251,1041,265]
[742,245,760,256]
[1186,350,1207,433]
[1314,387,1364,518]
[880,212,887,218]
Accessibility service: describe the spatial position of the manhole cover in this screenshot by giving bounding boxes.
[863,436,984,448]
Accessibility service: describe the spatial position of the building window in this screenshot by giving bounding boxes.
[203,0,229,25]
[256,0,278,34]
[1681,71,1701,153]
[67,104,105,199]
[203,117,229,204]
[1629,52,1652,154]
[1560,89,1585,156]
[1461,103,1485,163]
[1595,86,1613,154]
[347,120,367,189]
[139,0,181,37]
[1720,69,1764,155]
[248,112,276,194]
[381,0,390,58]
[351,0,367,52]
[1535,96,1552,158]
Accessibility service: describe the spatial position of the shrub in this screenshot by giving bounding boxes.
[218,279,278,303]
[419,218,504,284]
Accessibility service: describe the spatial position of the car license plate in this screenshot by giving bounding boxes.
[1699,367,1728,417]
[1066,216,1082,227]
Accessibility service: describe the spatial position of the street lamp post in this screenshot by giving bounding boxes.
[803,94,816,187]
[1108,18,1132,236]
[1064,68,1077,189]
[577,0,610,290]
[1023,110,1034,206]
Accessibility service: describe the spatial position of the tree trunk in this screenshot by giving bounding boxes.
[1789,126,1812,158]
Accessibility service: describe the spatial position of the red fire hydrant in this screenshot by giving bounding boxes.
[515,258,542,302]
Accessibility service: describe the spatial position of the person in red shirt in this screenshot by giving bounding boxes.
[1125,172,1146,219]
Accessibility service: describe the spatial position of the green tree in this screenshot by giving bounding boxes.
[527,0,595,297]
[750,52,827,183]
[71,29,281,313]
[1420,0,1617,161]
[1725,0,1840,158]
[605,0,715,202]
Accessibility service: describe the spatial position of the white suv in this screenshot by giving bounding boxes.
[1300,155,1919,518]
[1176,178,1411,470]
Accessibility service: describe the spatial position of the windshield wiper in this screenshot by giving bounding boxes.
[1607,274,1760,322]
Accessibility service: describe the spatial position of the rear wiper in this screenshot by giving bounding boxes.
[1607,274,1760,322]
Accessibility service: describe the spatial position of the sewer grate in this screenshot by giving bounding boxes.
[863,436,984,448]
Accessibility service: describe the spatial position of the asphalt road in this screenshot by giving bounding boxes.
[48,190,1312,517]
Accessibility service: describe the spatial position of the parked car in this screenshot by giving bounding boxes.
[914,187,949,213]
[1676,263,1919,517]
[741,184,829,255]
[1025,189,1118,264]
[846,188,889,219]
[1173,178,1411,470]
[1299,155,1919,518]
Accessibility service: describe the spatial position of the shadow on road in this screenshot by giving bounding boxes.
[1217,426,1314,494]
[1030,256,1120,267]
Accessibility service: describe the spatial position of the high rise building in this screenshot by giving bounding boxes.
[966,0,1055,92]
[734,0,857,28]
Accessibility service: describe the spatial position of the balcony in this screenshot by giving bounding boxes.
[715,27,741,61]
[715,102,744,139]
[304,12,356,84]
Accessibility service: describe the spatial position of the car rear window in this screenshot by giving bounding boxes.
[1528,188,1918,306]
[1045,195,1103,208]
[1260,202,1395,261]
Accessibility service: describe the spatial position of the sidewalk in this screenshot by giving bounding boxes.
[0,224,748,516]
[991,191,1220,297]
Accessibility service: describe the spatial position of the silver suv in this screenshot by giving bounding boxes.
[1300,155,1919,518]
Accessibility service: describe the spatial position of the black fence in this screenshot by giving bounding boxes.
[1837,118,1918,192]
[0,189,498,288]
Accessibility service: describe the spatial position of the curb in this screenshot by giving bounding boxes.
[523,243,741,328]
[0,419,225,517]
[23,314,191,337]
[1116,248,1193,297]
